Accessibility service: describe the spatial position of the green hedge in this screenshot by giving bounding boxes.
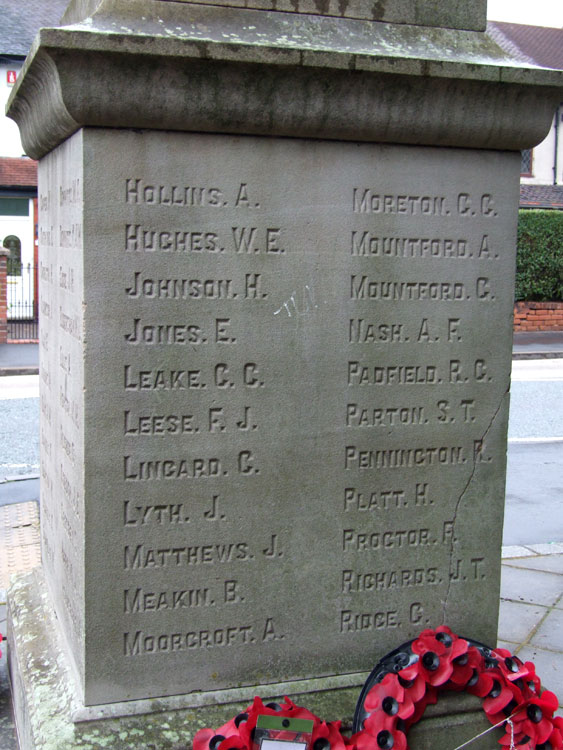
[516,209,563,301]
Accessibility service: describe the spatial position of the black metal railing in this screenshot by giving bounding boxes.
[7,262,38,341]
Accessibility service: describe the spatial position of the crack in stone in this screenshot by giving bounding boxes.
[441,383,510,623]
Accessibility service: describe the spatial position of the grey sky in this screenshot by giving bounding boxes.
[487,0,563,27]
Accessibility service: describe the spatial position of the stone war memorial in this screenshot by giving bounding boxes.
[6,0,563,748]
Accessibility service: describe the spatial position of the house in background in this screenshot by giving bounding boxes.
[1,0,70,156]
[0,0,69,339]
[0,158,37,330]
[488,21,563,210]
[488,21,563,331]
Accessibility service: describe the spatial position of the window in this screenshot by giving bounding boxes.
[3,235,22,276]
[0,198,29,216]
[521,149,533,176]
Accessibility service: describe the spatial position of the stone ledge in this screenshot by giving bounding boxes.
[7,0,563,159]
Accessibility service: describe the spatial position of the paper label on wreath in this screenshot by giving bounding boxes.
[254,715,314,750]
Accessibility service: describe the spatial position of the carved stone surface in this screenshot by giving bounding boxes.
[37,132,85,689]
[36,125,517,708]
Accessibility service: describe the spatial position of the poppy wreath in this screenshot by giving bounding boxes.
[193,627,562,750]
[351,626,563,750]
[193,696,350,750]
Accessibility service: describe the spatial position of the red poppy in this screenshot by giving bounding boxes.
[508,691,560,746]
[349,728,377,750]
[499,729,534,750]
[217,715,243,739]
[412,627,467,657]
[193,728,216,750]
[482,672,523,717]
[493,649,532,684]
[404,686,438,731]
[400,673,427,703]
[465,667,496,698]
[402,650,453,686]
[411,629,449,657]
[408,627,467,686]
[548,716,563,749]
[522,661,542,694]
[364,673,415,720]
[364,707,399,735]
[351,717,407,750]
[225,699,261,748]
[312,721,349,750]
[219,736,246,750]
[449,645,484,687]
[436,626,470,660]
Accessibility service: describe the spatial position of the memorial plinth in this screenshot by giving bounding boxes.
[6,1,563,748]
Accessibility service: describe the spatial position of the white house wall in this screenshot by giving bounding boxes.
[522,107,563,186]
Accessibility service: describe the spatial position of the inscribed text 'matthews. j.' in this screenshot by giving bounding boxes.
[39,128,516,705]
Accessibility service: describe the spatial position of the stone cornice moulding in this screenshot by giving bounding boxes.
[7,0,563,160]
[60,0,488,31]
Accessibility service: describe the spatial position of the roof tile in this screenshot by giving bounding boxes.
[488,21,563,71]
[520,184,563,210]
[0,0,70,57]
[0,157,38,187]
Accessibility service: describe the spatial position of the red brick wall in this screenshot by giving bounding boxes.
[514,301,563,331]
[0,250,8,344]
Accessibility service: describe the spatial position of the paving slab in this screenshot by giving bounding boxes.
[500,565,563,607]
[0,375,39,400]
[497,599,549,644]
[0,502,41,590]
[527,543,563,555]
[501,545,538,558]
[530,607,563,652]
[496,639,519,652]
[503,555,563,575]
